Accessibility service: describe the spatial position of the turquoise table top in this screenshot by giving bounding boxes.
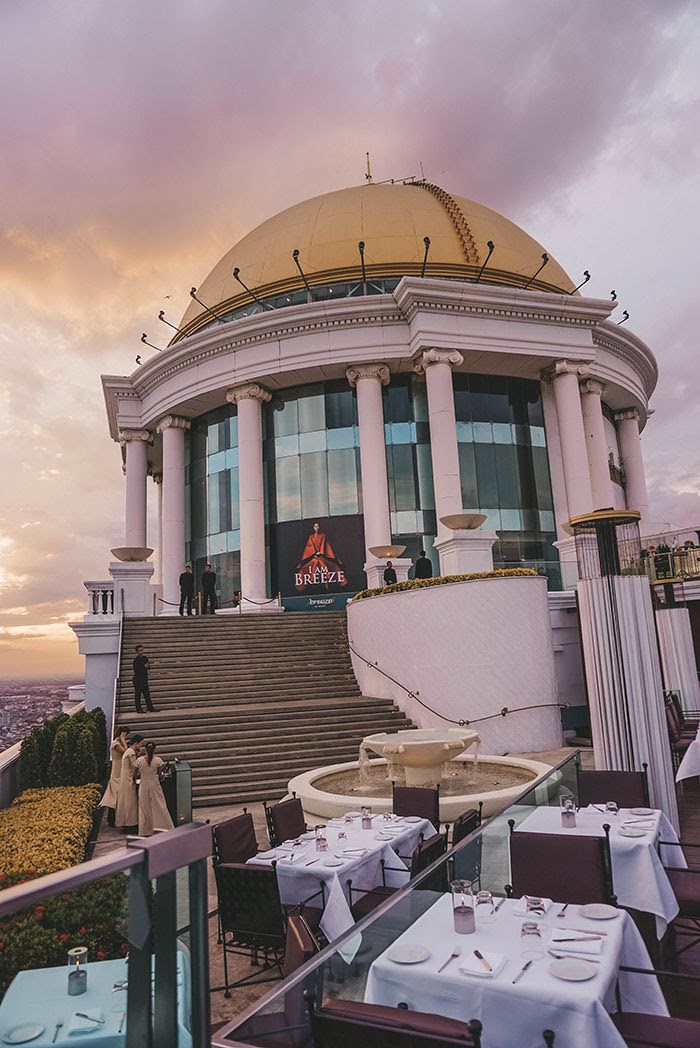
[0,955,191,1047]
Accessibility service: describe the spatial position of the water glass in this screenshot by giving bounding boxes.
[605,800,619,816]
[520,921,545,959]
[361,806,372,830]
[315,826,328,852]
[560,794,576,828]
[475,890,496,924]
[450,880,475,935]
[382,812,394,822]
[525,896,546,917]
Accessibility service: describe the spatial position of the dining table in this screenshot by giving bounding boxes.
[365,893,666,1048]
[675,725,700,782]
[247,812,435,944]
[0,952,191,1047]
[514,804,686,937]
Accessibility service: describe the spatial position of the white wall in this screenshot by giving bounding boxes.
[347,576,562,754]
[548,592,587,709]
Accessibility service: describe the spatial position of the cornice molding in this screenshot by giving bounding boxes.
[346,363,390,387]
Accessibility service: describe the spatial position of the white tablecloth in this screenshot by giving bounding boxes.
[675,727,700,781]
[515,805,685,937]
[248,815,434,943]
[365,895,666,1048]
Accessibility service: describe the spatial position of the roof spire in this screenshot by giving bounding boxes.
[365,151,373,184]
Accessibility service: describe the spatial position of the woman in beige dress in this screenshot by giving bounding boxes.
[115,734,142,831]
[99,728,128,827]
[136,742,174,837]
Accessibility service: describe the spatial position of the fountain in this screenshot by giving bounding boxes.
[359,728,481,787]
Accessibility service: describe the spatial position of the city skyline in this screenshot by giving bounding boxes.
[1,0,699,676]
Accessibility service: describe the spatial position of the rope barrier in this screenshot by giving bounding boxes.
[348,640,567,727]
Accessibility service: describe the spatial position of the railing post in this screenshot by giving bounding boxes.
[153,870,178,1048]
[189,857,211,1047]
[126,861,153,1048]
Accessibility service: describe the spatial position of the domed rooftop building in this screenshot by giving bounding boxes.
[102,181,657,613]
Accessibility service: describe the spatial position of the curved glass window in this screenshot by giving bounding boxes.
[453,374,559,586]
[185,406,242,606]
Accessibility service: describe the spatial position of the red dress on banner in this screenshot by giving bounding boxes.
[294,524,348,592]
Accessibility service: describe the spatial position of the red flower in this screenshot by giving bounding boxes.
[58,932,69,943]
[120,943,128,954]
[78,927,87,936]
[96,950,105,960]
[33,906,46,921]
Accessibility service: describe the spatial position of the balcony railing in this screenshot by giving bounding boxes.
[84,580,115,615]
[642,547,700,584]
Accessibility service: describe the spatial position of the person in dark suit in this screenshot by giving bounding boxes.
[133,645,155,713]
[201,563,217,615]
[179,565,195,615]
[383,561,397,585]
[415,549,433,579]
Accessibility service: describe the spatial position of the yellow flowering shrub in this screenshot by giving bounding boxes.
[0,785,101,876]
[352,567,539,601]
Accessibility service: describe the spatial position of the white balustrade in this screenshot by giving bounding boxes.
[84,581,116,616]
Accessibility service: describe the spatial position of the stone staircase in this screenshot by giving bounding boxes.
[115,612,413,808]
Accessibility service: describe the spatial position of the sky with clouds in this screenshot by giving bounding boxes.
[1,0,698,678]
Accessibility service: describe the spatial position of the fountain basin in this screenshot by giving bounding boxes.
[288,753,553,823]
[361,728,480,787]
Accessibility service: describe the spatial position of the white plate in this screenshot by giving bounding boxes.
[579,903,620,921]
[630,807,655,817]
[256,849,278,860]
[2,1026,45,1045]
[344,811,361,817]
[374,832,393,840]
[387,944,431,965]
[619,826,648,838]
[324,857,343,867]
[403,816,423,823]
[549,958,597,982]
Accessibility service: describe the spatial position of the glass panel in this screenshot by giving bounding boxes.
[300,451,329,517]
[274,434,299,458]
[473,421,493,444]
[275,455,301,521]
[328,448,360,515]
[274,397,299,437]
[458,443,478,507]
[475,444,498,506]
[206,449,227,475]
[298,387,325,432]
[390,444,416,511]
[299,430,326,454]
[327,426,356,450]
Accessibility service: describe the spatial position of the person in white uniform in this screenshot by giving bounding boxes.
[115,733,143,833]
[136,742,174,837]
[99,726,129,827]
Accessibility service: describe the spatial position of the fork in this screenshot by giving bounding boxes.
[548,949,600,964]
[438,947,461,972]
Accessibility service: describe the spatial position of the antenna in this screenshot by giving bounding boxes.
[419,161,426,181]
[365,152,373,184]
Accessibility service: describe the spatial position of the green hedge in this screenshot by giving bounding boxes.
[20,708,107,790]
[351,567,539,601]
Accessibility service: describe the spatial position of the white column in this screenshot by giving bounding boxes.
[615,408,650,524]
[156,415,190,613]
[542,361,593,519]
[417,349,464,553]
[346,364,392,551]
[119,430,151,549]
[580,379,613,511]
[226,383,272,610]
[656,606,700,712]
[152,473,163,585]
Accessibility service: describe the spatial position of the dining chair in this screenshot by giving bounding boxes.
[213,809,259,864]
[665,704,694,771]
[393,784,441,826]
[451,803,483,847]
[348,832,449,919]
[283,911,322,977]
[264,794,307,847]
[305,996,484,1047]
[576,767,650,809]
[506,823,617,906]
[654,839,700,960]
[667,690,700,730]
[215,861,289,997]
[612,964,700,1046]
[666,697,698,740]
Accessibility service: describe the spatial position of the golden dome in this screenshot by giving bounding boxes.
[177,182,575,340]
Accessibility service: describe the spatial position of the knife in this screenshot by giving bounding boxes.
[474,949,492,973]
[552,936,601,943]
[494,897,506,913]
[512,959,533,984]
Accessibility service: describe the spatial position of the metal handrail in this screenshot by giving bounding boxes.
[110,589,125,741]
[347,638,566,727]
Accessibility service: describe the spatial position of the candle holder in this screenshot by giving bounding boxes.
[315,825,328,852]
[361,806,372,830]
[560,794,577,828]
[67,947,88,996]
[450,879,476,934]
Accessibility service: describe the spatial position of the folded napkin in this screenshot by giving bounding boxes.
[550,931,603,956]
[458,951,507,979]
[512,896,553,917]
[68,1010,104,1035]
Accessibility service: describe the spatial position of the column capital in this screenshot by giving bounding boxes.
[226,382,272,406]
[614,407,641,424]
[580,378,606,398]
[346,363,390,387]
[119,428,152,445]
[413,348,464,375]
[156,415,191,434]
[541,359,591,382]
[150,472,163,485]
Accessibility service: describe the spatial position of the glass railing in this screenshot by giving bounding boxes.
[641,548,700,583]
[214,752,581,1047]
[0,823,212,1048]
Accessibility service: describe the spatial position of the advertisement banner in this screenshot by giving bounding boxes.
[270,515,365,597]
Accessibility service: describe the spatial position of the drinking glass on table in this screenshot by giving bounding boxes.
[560,794,577,828]
[344,813,354,826]
[361,806,372,829]
[605,800,619,816]
[450,880,476,934]
[315,825,328,852]
[520,921,545,959]
[475,890,496,924]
